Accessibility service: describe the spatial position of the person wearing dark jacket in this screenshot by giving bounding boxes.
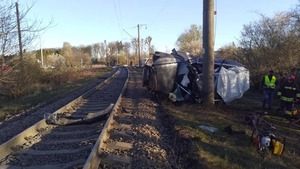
[262,70,277,110]
[277,75,300,116]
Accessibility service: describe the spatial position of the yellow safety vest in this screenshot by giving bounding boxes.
[264,75,276,89]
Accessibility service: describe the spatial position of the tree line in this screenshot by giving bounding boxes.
[175,6,300,89]
[217,7,300,88]
[1,0,300,99]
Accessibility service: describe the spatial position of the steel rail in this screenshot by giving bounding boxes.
[0,67,128,168]
[83,67,129,169]
[83,68,143,169]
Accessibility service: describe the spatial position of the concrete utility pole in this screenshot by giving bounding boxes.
[104,40,108,66]
[202,0,215,105]
[40,37,44,66]
[16,2,23,60]
[137,24,141,66]
[137,24,147,67]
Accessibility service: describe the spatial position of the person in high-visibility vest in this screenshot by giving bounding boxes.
[277,75,300,116]
[262,70,277,110]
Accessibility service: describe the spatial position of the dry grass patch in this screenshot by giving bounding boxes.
[0,67,112,121]
[161,98,300,169]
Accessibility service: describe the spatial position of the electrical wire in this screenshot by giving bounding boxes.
[118,0,123,29]
[113,0,123,39]
[148,0,169,29]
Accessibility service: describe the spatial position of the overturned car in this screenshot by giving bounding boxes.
[143,49,250,104]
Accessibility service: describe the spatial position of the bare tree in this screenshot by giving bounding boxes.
[116,41,123,54]
[1,2,19,59]
[176,24,202,55]
[72,45,92,67]
[216,43,239,59]
[91,42,107,63]
[236,11,300,88]
[145,36,154,55]
[131,38,138,64]
[106,41,119,66]
[62,42,73,67]
[238,12,300,75]
[123,42,131,55]
[122,42,131,65]
[0,1,52,60]
[91,43,101,59]
[0,1,53,98]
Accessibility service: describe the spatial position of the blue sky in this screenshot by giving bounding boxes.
[24,0,299,52]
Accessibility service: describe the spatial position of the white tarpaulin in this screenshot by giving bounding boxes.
[217,66,250,104]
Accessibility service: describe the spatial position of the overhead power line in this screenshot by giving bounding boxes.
[123,29,134,39]
[117,0,123,29]
[113,0,122,38]
[148,0,169,28]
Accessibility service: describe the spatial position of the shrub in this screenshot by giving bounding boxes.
[0,56,43,98]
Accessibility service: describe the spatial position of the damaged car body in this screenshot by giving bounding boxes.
[143,49,250,104]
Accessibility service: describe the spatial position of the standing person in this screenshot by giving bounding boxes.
[290,68,299,89]
[290,68,296,80]
[262,70,277,110]
[277,75,300,117]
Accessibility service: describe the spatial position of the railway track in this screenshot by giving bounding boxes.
[0,67,119,145]
[84,68,141,169]
[0,67,128,169]
[85,68,178,169]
